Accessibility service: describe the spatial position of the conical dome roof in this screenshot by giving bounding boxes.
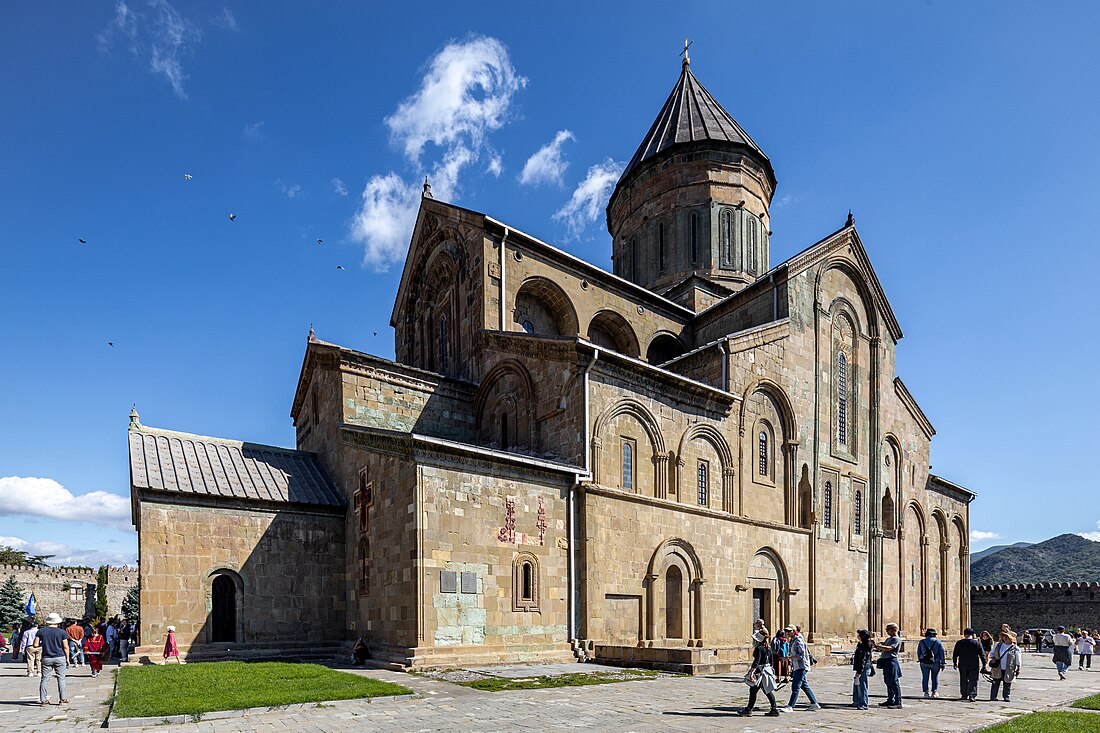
[619,61,775,186]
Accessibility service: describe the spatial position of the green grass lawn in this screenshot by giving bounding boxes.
[979,712,1100,732]
[113,662,411,719]
[456,669,659,692]
[1071,692,1100,710]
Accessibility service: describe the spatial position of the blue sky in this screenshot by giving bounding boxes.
[2,1,1100,566]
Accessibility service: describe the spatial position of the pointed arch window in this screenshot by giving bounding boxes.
[854,490,863,535]
[723,210,732,262]
[690,213,698,263]
[439,316,448,373]
[882,489,896,535]
[658,223,666,272]
[697,460,709,506]
[823,480,833,529]
[837,352,848,445]
[758,431,769,476]
[512,553,540,612]
[748,217,758,273]
[621,439,635,492]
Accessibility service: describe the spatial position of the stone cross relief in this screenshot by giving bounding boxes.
[497,495,549,547]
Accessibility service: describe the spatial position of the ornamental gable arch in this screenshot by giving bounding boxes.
[675,424,733,512]
[593,399,668,497]
[476,360,537,452]
[738,380,797,525]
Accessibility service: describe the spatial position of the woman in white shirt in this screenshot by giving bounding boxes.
[989,631,1021,702]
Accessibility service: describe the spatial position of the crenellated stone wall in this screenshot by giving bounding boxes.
[0,564,138,621]
[971,582,1100,634]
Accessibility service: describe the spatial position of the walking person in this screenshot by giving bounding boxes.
[779,624,820,712]
[10,623,22,663]
[737,629,781,717]
[952,627,987,701]
[917,628,947,698]
[65,620,85,667]
[104,621,118,661]
[1076,629,1094,671]
[1021,631,1032,654]
[979,630,995,660]
[874,623,904,708]
[37,613,71,706]
[163,625,184,664]
[118,620,131,663]
[21,620,41,677]
[770,630,788,682]
[989,630,1021,702]
[83,627,105,678]
[852,629,875,710]
[1052,625,1074,680]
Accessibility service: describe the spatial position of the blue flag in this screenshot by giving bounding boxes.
[24,592,36,617]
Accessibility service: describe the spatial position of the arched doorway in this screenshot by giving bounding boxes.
[211,574,237,643]
[748,549,788,632]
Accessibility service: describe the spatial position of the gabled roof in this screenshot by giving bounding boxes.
[129,426,343,508]
[619,61,774,186]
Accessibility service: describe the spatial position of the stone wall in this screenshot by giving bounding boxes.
[136,500,345,657]
[0,564,137,620]
[971,583,1100,634]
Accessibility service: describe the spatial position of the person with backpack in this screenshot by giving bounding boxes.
[917,628,947,698]
[989,630,1021,702]
[770,630,789,683]
[779,624,821,712]
[1052,625,1074,679]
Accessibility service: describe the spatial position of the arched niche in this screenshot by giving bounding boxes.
[747,548,789,632]
[645,538,705,646]
[204,567,244,644]
[587,310,640,358]
[514,277,578,337]
[645,333,686,365]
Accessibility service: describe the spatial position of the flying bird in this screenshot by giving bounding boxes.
[373,332,378,336]
[107,341,115,347]
[183,174,192,180]
[228,213,236,221]
[336,265,346,270]
[317,239,323,245]
[78,239,87,244]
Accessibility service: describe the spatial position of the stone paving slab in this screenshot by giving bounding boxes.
[5,650,1100,732]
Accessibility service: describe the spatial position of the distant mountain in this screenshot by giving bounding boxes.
[970,542,1032,564]
[970,534,1100,586]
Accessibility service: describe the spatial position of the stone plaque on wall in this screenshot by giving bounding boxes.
[440,571,457,594]
[460,571,477,594]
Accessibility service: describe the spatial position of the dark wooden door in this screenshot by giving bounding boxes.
[211,575,236,643]
[752,588,771,631]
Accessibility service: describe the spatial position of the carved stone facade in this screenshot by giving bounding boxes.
[132,61,975,671]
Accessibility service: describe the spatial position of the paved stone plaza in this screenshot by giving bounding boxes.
[4,653,1099,732]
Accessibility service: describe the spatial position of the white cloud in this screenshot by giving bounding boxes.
[281,182,301,199]
[98,0,202,100]
[211,7,237,32]
[1078,521,1100,542]
[332,177,348,196]
[519,130,574,186]
[0,535,136,568]
[553,158,626,240]
[969,530,1002,542]
[244,120,265,140]
[351,36,525,272]
[0,477,131,530]
[486,155,503,177]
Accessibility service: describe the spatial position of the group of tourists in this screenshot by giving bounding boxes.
[3,614,138,704]
[736,620,1094,716]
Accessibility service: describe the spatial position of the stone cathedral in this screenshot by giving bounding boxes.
[129,58,975,671]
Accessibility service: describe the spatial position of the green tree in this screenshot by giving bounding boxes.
[121,584,139,621]
[0,545,51,568]
[95,566,109,619]
[0,575,27,628]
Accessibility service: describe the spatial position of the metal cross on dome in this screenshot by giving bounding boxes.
[680,38,693,65]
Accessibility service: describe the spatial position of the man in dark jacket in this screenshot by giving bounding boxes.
[952,627,987,701]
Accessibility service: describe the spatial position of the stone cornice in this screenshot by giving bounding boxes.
[135,488,346,517]
[894,377,936,439]
[927,473,977,502]
[583,483,812,536]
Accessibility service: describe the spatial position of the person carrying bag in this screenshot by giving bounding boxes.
[738,630,781,717]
